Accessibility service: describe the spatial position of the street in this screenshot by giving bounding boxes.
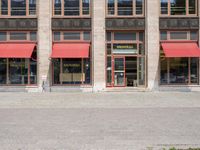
[0,92,200,150]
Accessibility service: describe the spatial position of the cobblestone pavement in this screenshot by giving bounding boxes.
[0,92,200,150]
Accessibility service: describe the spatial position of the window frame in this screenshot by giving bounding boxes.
[160,0,198,17]
[0,0,37,17]
[106,0,145,17]
[52,0,91,17]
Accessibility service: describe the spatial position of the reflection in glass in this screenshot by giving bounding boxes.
[136,0,143,14]
[160,57,168,84]
[29,0,36,15]
[84,59,91,84]
[54,0,62,15]
[138,57,145,86]
[108,0,115,15]
[189,0,196,14]
[118,0,133,15]
[170,0,186,15]
[1,0,8,15]
[82,0,90,15]
[11,0,26,16]
[64,0,79,16]
[160,0,168,14]
[114,58,124,86]
[53,59,60,84]
[190,58,198,84]
[106,57,112,85]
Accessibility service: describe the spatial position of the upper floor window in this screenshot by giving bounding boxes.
[0,0,36,16]
[107,0,144,16]
[53,0,90,17]
[160,0,197,16]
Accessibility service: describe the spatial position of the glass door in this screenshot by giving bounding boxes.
[113,57,125,86]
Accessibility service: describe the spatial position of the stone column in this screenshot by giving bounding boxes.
[199,1,200,85]
[37,0,52,92]
[92,0,106,92]
[146,0,160,90]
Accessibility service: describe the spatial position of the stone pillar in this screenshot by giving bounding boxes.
[146,0,160,90]
[38,0,52,92]
[92,0,106,92]
[199,1,200,85]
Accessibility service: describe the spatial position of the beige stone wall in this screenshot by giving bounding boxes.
[92,0,106,91]
[37,0,52,92]
[146,0,160,90]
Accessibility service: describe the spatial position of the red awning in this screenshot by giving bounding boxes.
[161,42,200,58]
[51,43,90,58]
[0,43,36,58]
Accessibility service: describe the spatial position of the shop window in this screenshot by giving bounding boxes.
[0,59,7,84]
[160,57,168,84]
[160,31,167,40]
[63,32,80,40]
[139,32,144,42]
[114,32,136,41]
[10,32,27,41]
[0,32,7,41]
[160,0,197,16]
[53,59,61,84]
[190,31,198,40]
[29,0,36,15]
[190,58,199,84]
[107,32,112,41]
[107,44,112,55]
[107,0,144,16]
[54,0,62,15]
[82,0,90,15]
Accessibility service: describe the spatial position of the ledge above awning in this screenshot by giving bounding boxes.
[161,42,200,58]
[0,43,36,58]
[51,43,90,58]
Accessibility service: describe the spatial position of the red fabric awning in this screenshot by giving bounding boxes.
[0,43,36,58]
[161,42,200,58]
[51,43,90,58]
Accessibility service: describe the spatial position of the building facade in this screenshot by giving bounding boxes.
[0,0,200,92]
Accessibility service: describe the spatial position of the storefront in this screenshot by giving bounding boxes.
[106,31,146,87]
[160,31,200,85]
[0,32,37,85]
[51,31,91,85]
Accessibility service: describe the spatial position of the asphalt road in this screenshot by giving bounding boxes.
[0,108,200,150]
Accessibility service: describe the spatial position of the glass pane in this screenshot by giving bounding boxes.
[169,58,189,84]
[170,32,187,40]
[62,59,82,84]
[63,32,80,40]
[189,0,196,14]
[64,0,79,16]
[9,59,28,84]
[108,0,115,15]
[1,0,8,15]
[10,32,27,40]
[190,31,198,40]
[139,44,145,55]
[82,0,90,15]
[106,57,112,85]
[138,57,145,86]
[53,59,60,84]
[160,31,167,40]
[29,0,36,15]
[83,32,90,40]
[139,32,144,42]
[54,32,61,41]
[113,44,137,55]
[118,0,133,15]
[107,32,111,41]
[54,0,62,15]
[30,32,37,41]
[114,32,136,41]
[170,0,186,15]
[160,57,168,84]
[0,32,7,41]
[114,58,124,86]
[136,0,143,15]
[30,52,37,84]
[83,58,91,84]
[160,0,168,14]
[0,59,7,84]
[107,44,112,55]
[190,58,198,84]
[11,0,26,16]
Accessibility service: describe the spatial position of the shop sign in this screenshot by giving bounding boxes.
[113,44,137,54]
[63,63,81,68]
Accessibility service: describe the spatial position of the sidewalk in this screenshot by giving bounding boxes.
[0,91,200,108]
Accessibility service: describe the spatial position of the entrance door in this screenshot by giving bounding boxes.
[113,57,125,86]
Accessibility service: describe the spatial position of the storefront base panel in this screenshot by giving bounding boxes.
[104,87,149,92]
[0,86,39,93]
[158,86,200,92]
[50,86,93,93]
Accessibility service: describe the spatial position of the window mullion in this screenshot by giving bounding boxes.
[80,0,82,16]
[133,0,135,16]
[186,0,189,15]
[8,0,11,16]
[62,0,64,16]
[115,0,117,16]
[26,0,29,16]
